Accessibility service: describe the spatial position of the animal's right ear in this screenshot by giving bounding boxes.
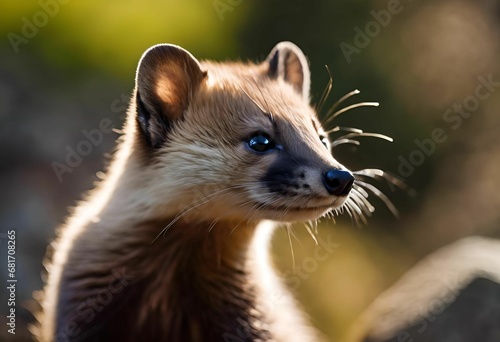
[134,44,206,148]
[263,41,311,102]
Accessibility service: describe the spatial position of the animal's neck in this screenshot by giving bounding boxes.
[131,219,269,341]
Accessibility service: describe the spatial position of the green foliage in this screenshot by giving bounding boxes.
[2,0,249,78]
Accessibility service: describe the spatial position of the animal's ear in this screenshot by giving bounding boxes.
[264,41,311,102]
[134,44,206,148]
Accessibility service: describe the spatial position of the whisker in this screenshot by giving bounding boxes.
[355,180,399,218]
[324,101,379,125]
[345,201,362,225]
[324,209,337,224]
[227,214,248,236]
[321,89,361,124]
[353,201,367,225]
[312,219,318,234]
[286,225,296,268]
[289,225,301,243]
[304,223,319,245]
[207,219,220,234]
[336,132,393,143]
[316,65,334,115]
[353,184,369,198]
[325,126,363,134]
[347,199,367,225]
[351,190,375,214]
[331,138,361,147]
[353,169,408,191]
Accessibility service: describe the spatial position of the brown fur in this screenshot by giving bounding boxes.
[38,42,350,341]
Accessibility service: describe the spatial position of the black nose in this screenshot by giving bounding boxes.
[323,169,354,196]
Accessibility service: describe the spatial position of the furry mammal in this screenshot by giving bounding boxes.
[38,41,363,341]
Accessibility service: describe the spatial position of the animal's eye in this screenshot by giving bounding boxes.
[320,135,329,149]
[248,133,275,153]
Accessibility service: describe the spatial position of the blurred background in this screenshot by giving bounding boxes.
[1,0,500,341]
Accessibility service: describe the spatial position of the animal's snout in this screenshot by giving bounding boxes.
[323,169,354,196]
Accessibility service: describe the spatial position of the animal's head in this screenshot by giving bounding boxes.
[130,42,395,224]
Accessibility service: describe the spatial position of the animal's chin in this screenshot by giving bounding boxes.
[254,199,346,222]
